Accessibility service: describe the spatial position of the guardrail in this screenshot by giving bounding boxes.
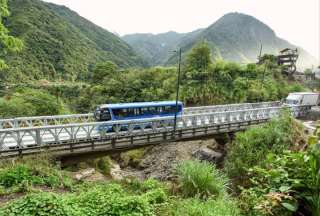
[183,101,280,114]
[0,101,280,129]
[0,113,94,129]
[0,105,309,158]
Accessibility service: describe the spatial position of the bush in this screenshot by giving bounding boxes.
[224,111,303,184]
[127,178,165,193]
[86,156,112,175]
[69,183,164,215]
[120,148,147,167]
[305,128,320,216]
[0,182,168,216]
[165,197,240,216]
[238,152,308,216]
[0,88,69,118]
[238,144,320,216]
[0,157,73,191]
[96,157,111,175]
[0,165,33,188]
[0,193,77,216]
[176,160,228,199]
[0,97,37,118]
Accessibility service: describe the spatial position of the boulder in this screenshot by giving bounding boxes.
[110,163,124,181]
[73,168,95,181]
[193,147,223,164]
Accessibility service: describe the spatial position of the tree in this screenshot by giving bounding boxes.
[185,41,212,78]
[0,0,23,69]
[183,41,214,105]
[91,61,118,84]
[259,54,277,65]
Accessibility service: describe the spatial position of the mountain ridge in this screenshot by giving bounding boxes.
[1,0,146,81]
[123,12,316,68]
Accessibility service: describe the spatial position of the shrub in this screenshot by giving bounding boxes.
[0,97,36,118]
[0,157,73,191]
[305,129,320,216]
[120,148,147,167]
[224,111,303,185]
[238,146,320,216]
[142,188,167,204]
[238,152,307,216]
[0,193,77,216]
[0,88,69,118]
[127,178,165,193]
[70,183,163,216]
[176,160,228,199]
[86,156,112,175]
[0,165,33,188]
[0,183,167,216]
[166,197,240,216]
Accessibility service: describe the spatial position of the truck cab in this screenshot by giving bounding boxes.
[285,92,320,106]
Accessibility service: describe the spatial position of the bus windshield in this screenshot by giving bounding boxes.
[98,108,111,121]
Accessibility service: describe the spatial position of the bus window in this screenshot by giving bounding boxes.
[113,108,128,118]
[149,106,158,115]
[127,108,135,117]
[134,108,140,116]
[141,107,149,115]
[163,106,175,114]
[163,106,170,113]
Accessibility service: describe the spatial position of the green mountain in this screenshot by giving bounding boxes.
[124,13,316,69]
[1,0,146,81]
[122,30,202,66]
[123,31,203,66]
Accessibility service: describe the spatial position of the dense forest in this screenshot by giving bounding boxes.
[0,0,320,216]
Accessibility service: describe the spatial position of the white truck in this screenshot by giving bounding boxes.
[285,92,320,106]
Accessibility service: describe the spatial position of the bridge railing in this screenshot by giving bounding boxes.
[0,113,94,129]
[183,101,281,114]
[0,105,310,154]
[0,101,281,129]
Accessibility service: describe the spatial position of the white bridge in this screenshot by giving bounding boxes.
[0,102,310,158]
[0,102,280,129]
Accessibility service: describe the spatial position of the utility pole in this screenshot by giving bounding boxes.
[173,48,182,137]
[258,43,263,63]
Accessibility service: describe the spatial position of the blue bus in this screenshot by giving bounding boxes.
[94,101,183,122]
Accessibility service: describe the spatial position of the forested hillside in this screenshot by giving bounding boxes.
[124,13,316,68]
[0,0,145,82]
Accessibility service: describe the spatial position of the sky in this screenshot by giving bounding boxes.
[43,0,320,62]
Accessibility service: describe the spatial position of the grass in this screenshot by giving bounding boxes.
[175,160,228,199]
